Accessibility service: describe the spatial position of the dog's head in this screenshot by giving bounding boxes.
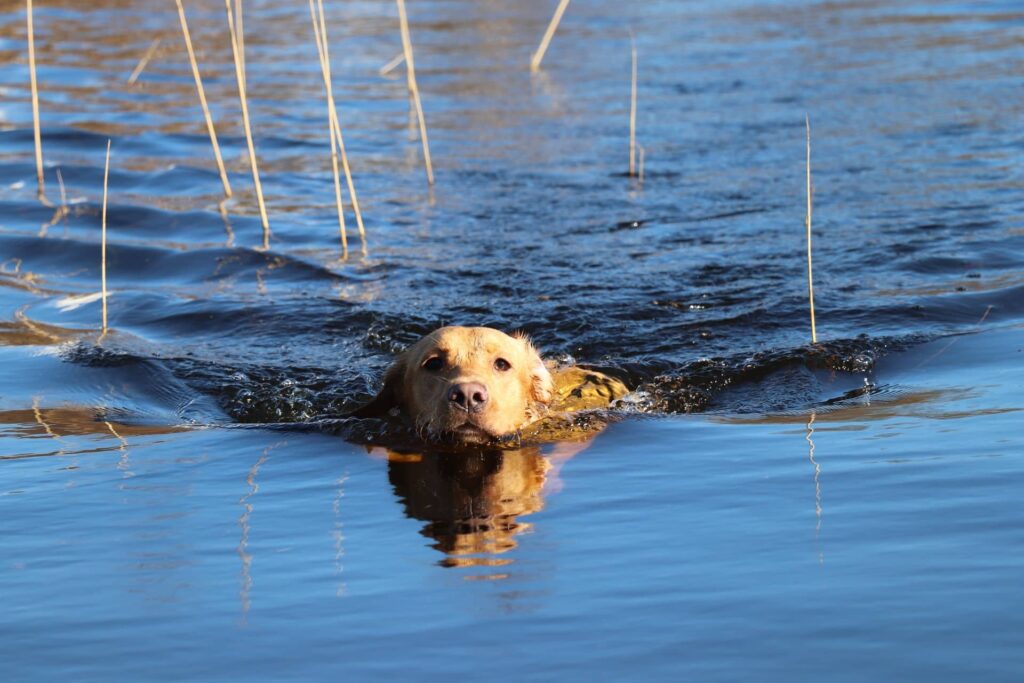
[357,326,554,443]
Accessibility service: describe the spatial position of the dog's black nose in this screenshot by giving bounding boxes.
[449,382,488,412]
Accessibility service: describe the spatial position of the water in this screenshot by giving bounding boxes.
[1,0,1022,678]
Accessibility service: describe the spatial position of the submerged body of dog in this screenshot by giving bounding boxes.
[356,326,628,444]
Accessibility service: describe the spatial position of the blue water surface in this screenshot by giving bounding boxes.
[1,0,1022,679]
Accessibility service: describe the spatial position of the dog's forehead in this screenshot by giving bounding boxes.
[420,326,525,360]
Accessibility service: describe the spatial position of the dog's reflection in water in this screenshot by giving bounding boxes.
[374,442,585,572]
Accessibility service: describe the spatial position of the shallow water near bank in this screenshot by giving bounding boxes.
[1,0,1023,678]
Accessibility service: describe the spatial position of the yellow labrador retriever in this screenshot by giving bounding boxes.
[355,326,628,444]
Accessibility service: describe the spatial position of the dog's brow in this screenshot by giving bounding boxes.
[416,347,447,368]
[440,345,467,365]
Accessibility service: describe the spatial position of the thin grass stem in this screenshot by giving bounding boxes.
[629,33,637,176]
[396,0,434,186]
[101,140,111,336]
[224,0,270,249]
[175,0,232,198]
[316,0,367,255]
[379,51,405,77]
[805,114,817,344]
[127,38,162,85]
[530,0,571,71]
[235,0,245,90]
[27,0,49,205]
[308,0,348,258]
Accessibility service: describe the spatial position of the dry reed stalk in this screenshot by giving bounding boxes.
[379,51,405,77]
[56,167,67,220]
[638,144,645,184]
[530,0,571,71]
[313,0,367,256]
[629,34,637,176]
[127,38,162,85]
[39,166,68,236]
[224,0,270,249]
[396,0,434,186]
[307,0,347,258]
[805,114,817,344]
[26,0,48,205]
[235,0,245,90]
[101,139,110,336]
[175,0,232,198]
[218,197,235,247]
[318,0,367,254]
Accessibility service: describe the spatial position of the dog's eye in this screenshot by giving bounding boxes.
[422,356,444,372]
[494,358,512,372]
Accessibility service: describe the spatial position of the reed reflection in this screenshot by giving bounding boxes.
[380,442,583,576]
[805,411,823,565]
[332,471,349,597]
[237,442,279,620]
[105,419,131,475]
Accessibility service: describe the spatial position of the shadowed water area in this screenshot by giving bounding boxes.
[1,0,1022,679]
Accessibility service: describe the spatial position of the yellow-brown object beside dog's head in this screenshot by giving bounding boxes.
[547,366,630,413]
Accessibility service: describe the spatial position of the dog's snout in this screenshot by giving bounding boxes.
[448,382,489,412]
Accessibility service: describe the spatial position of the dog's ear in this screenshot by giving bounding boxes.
[351,356,407,418]
[530,357,554,405]
[514,332,553,405]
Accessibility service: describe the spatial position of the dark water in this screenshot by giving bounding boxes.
[1,0,1023,679]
